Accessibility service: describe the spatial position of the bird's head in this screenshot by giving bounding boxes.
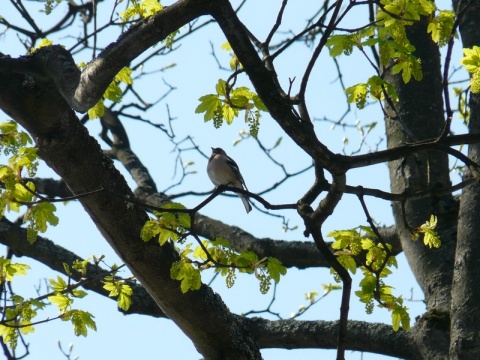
[211,147,226,155]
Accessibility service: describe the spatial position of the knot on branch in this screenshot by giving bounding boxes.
[297,202,314,237]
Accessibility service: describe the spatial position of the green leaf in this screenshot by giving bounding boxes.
[0,120,18,134]
[391,305,410,331]
[10,147,39,174]
[115,67,133,85]
[88,99,105,120]
[345,83,368,109]
[141,204,189,246]
[423,230,441,248]
[19,322,35,335]
[170,260,202,293]
[158,227,177,245]
[103,280,132,311]
[221,42,232,51]
[104,82,123,103]
[49,276,68,292]
[0,258,30,283]
[359,272,376,294]
[232,251,257,267]
[326,34,355,57]
[461,46,480,73]
[72,289,88,298]
[25,202,59,243]
[229,55,240,70]
[195,94,222,121]
[12,182,34,203]
[0,324,18,350]
[392,56,423,83]
[416,214,441,248]
[267,257,287,283]
[222,104,237,124]
[103,281,119,296]
[63,262,72,277]
[329,229,361,249]
[215,79,227,96]
[162,203,191,228]
[230,94,249,108]
[392,308,401,331]
[117,284,133,311]
[7,264,30,280]
[140,219,160,242]
[164,29,180,48]
[193,241,210,261]
[338,255,357,274]
[471,71,480,94]
[48,293,73,311]
[211,237,231,247]
[31,298,47,310]
[72,258,90,277]
[361,238,376,250]
[29,38,53,54]
[119,0,163,21]
[427,10,455,47]
[66,310,97,337]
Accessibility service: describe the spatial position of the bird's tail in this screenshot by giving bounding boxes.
[239,194,252,213]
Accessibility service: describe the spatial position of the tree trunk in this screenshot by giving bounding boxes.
[384,19,455,313]
[449,1,480,358]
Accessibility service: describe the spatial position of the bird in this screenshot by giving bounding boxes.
[207,147,252,213]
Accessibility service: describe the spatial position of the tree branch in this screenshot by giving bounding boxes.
[0,217,165,318]
[242,317,418,358]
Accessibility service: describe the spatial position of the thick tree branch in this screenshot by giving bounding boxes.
[242,317,418,358]
[0,66,261,360]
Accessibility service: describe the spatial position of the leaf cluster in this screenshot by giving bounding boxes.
[195,77,267,137]
[328,226,410,330]
[0,122,59,242]
[140,206,286,294]
[0,257,40,350]
[461,46,480,94]
[172,238,287,294]
[119,0,163,22]
[140,203,191,245]
[43,0,63,15]
[327,0,457,110]
[102,264,133,312]
[0,254,135,352]
[0,296,44,350]
[411,214,441,248]
[345,76,398,109]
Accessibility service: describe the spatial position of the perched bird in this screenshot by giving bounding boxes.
[207,147,252,213]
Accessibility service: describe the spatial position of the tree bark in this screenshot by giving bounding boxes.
[383,19,456,314]
[383,18,456,359]
[449,1,480,358]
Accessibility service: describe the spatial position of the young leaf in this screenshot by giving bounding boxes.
[88,99,105,120]
[49,275,68,292]
[67,310,97,337]
[267,257,287,283]
[48,293,73,311]
[195,95,222,121]
[115,67,133,85]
